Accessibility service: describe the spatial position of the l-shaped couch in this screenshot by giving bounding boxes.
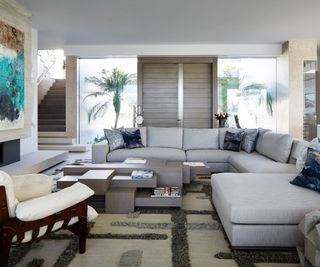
[92,127,320,248]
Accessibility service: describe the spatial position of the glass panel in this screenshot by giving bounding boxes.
[218,58,277,130]
[303,61,317,141]
[79,58,137,144]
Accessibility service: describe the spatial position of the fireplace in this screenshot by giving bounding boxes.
[0,139,20,167]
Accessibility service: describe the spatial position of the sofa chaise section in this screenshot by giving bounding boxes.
[211,173,320,247]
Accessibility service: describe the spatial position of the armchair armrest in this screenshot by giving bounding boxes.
[12,174,53,202]
[92,140,109,163]
[15,182,94,222]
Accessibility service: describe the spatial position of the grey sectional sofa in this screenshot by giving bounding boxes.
[92,127,299,174]
[92,126,319,248]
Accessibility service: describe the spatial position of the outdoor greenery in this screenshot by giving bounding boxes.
[83,68,136,128]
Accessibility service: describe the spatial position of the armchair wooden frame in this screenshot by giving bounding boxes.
[0,186,89,267]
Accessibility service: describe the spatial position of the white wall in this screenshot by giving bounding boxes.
[20,28,38,156]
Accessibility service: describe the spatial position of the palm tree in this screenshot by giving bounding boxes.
[84,68,136,128]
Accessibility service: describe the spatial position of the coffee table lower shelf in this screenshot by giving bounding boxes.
[135,189,182,208]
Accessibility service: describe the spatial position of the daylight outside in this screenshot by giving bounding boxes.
[218,58,277,130]
[79,58,137,144]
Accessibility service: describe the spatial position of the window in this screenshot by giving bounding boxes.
[218,58,277,130]
[79,58,137,144]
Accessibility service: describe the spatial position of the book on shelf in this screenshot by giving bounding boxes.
[151,186,180,198]
[131,170,153,179]
[183,162,206,167]
[124,158,147,164]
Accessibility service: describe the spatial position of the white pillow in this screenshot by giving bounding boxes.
[16,182,94,222]
[0,171,19,218]
[296,137,320,172]
[12,174,53,202]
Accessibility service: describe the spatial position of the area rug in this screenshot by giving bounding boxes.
[9,178,300,267]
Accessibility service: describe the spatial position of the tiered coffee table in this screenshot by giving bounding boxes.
[59,159,210,213]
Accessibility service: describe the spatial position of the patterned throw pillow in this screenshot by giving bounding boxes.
[242,129,259,153]
[223,131,245,152]
[103,129,125,151]
[121,129,144,149]
[290,148,320,192]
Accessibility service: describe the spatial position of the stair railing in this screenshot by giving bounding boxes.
[37,53,58,85]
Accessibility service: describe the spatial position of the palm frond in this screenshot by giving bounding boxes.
[82,91,109,103]
[87,100,110,123]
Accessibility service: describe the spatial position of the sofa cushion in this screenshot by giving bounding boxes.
[183,128,219,150]
[0,171,19,218]
[223,131,245,151]
[16,182,94,222]
[288,139,309,164]
[124,127,147,147]
[290,148,320,192]
[242,129,259,153]
[104,129,125,151]
[255,128,271,152]
[218,128,243,149]
[107,147,186,162]
[121,129,144,149]
[256,132,293,163]
[148,127,183,149]
[211,173,320,224]
[186,149,244,163]
[229,152,297,173]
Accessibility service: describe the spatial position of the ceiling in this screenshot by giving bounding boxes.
[17,0,320,49]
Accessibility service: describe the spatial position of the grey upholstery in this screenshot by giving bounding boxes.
[288,139,309,164]
[186,150,244,163]
[212,173,320,225]
[229,152,298,173]
[256,132,293,163]
[212,173,320,247]
[107,147,186,162]
[147,127,183,149]
[183,128,219,150]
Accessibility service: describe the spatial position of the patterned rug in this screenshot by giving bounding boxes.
[8,178,300,267]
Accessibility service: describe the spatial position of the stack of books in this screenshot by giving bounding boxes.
[131,170,153,179]
[152,187,180,197]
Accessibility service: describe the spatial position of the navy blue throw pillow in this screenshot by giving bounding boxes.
[290,148,320,192]
[121,129,144,149]
[223,131,245,152]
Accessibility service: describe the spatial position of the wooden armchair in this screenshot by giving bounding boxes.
[0,171,97,267]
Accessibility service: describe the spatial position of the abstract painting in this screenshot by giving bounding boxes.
[0,20,24,130]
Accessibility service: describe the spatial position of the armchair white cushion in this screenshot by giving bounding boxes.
[0,171,19,218]
[16,182,95,222]
[12,174,53,202]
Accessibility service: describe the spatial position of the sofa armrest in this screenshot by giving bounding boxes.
[12,174,53,202]
[92,140,109,163]
[15,182,94,222]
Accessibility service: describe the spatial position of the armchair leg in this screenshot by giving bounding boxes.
[78,217,87,254]
[0,230,14,267]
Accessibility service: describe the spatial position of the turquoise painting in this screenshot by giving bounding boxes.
[0,21,24,130]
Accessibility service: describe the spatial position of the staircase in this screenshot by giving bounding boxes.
[38,79,66,132]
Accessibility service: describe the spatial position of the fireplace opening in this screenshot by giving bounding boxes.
[0,139,20,167]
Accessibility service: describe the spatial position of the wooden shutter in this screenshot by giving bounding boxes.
[183,63,212,128]
[142,63,179,127]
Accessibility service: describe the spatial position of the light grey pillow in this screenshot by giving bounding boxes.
[241,129,259,153]
[255,128,271,152]
[147,127,183,149]
[103,129,125,151]
[256,132,293,163]
[183,128,219,150]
